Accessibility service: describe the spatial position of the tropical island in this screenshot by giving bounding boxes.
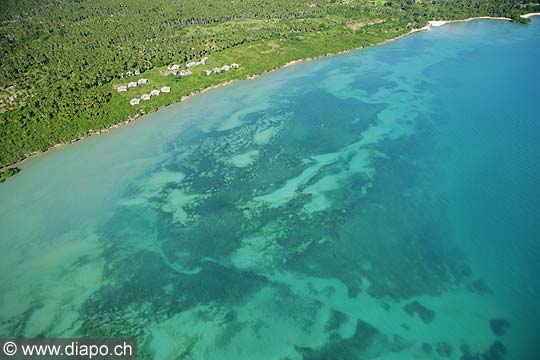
[0,0,538,175]
[1,2,540,358]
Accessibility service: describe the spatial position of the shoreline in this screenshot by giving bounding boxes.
[428,16,511,27]
[521,12,540,19]
[3,13,538,171]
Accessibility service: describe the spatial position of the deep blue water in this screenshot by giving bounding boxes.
[1,18,539,359]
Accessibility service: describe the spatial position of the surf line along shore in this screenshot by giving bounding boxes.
[426,13,540,28]
[3,13,540,172]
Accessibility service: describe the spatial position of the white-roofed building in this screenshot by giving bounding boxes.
[200,57,208,64]
[179,69,192,77]
[134,70,141,75]
[231,63,240,69]
[150,89,160,96]
[205,70,212,76]
[130,98,140,105]
[221,65,230,71]
[161,86,171,93]
[137,78,148,84]
[213,68,221,73]
[128,81,137,88]
[186,61,197,68]
[117,85,127,92]
[168,64,180,70]
[141,94,151,100]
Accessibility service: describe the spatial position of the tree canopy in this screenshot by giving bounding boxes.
[0,0,536,168]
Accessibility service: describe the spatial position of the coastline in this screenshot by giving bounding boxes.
[428,16,511,27]
[3,13,538,171]
[521,12,540,19]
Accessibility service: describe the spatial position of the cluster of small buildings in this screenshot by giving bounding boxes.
[117,78,148,92]
[120,57,239,107]
[164,57,209,76]
[130,86,171,106]
[120,69,142,78]
[164,66,193,77]
[164,64,180,76]
[186,57,208,68]
[205,63,240,76]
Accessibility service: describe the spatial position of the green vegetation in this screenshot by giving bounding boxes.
[0,0,537,169]
[0,167,20,183]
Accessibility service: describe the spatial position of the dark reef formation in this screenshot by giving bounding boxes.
[490,318,510,337]
[436,342,454,358]
[459,341,507,360]
[469,279,493,295]
[403,300,435,324]
[422,342,433,354]
[297,319,412,359]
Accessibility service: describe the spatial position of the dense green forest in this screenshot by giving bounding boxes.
[0,0,537,172]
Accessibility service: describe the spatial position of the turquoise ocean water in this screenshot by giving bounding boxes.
[1,19,539,359]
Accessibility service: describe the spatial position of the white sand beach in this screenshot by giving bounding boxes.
[521,12,540,19]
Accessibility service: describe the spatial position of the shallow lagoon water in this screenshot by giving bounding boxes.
[1,19,540,359]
